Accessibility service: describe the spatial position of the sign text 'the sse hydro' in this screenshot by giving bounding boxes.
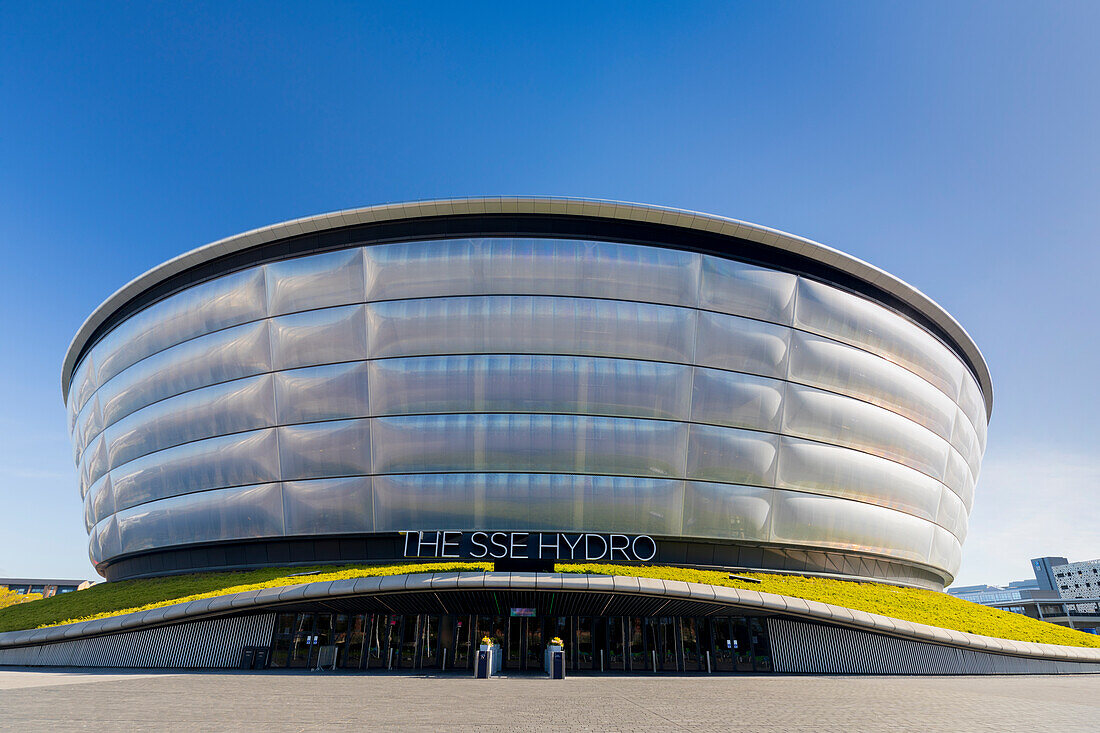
[402,530,658,562]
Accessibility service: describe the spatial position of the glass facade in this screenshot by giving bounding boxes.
[65,235,989,585]
[267,611,773,674]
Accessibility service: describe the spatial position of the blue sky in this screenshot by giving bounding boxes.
[0,2,1096,585]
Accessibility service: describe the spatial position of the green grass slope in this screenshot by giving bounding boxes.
[0,562,1096,649]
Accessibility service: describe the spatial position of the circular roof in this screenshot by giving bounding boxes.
[61,197,993,418]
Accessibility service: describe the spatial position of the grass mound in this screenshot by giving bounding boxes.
[0,561,1096,649]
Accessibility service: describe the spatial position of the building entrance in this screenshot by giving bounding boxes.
[269,612,773,673]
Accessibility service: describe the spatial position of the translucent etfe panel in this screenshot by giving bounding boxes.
[682,482,773,541]
[693,311,790,379]
[942,447,975,511]
[770,490,935,565]
[373,473,684,535]
[371,414,688,478]
[70,352,98,416]
[266,247,367,316]
[115,482,284,555]
[74,393,103,460]
[935,485,967,542]
[364,238,702,307]
[90,515,122,564]
[950,406,983,480]
[110,429,280,513]
[685,424,779,487]
[782,384,951,483]
[792,277,968,402]
[776,437,943,522]
[369,354,692,421]
[93,267,268,386]
[957,372,988,452]
[105,374,276,470]
[278,419,372,481]
[84,474,113,531]
[82,434,109,496]
[269,304,369,372]
[698,256,797,325]
[929,525,962,578]
[368,296,697,365]
[275,361,370,425]
[689,368,785,433]
[787,330,958,443]
[96,320,272,430]
[283,476,374,536]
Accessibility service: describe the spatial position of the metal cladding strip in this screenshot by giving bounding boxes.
[768,618,1100,675]
[0,614,274,668]
[2,573,1098,665]
[60,196,993,417]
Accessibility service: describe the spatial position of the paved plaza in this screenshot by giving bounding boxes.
[1,668,1098,732]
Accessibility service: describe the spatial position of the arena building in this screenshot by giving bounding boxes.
[5,198,1096,674]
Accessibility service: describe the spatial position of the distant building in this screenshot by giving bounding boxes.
[0,578,94,598]
[949,557,1099,632]
[1051,558,1100,614]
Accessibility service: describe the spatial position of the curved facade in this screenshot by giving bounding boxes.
[62,198,992,588]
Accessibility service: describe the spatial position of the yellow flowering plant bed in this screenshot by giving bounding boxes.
[555,563,1100,649]
[1,560,1097,650]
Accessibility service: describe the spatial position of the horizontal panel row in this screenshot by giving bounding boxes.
[88,476,961,576]
[86,416,966,542]
[77,348,979,504]
[70,240,800,408]
[68,239,986,439]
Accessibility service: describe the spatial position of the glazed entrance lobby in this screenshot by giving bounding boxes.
[270,611,773,674]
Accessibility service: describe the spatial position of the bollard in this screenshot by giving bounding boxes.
[600,649,605,672]
[652,650,657,673]
[706,650,712,674]
[441,648,447,672]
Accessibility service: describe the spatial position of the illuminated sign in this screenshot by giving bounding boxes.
[510,608,536,617]
[401,531,658,562]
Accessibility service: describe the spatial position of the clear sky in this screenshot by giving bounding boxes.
[1,2,1096,586]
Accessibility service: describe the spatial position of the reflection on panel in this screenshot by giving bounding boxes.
[776,437,942,522]
[682,482,773,541]
[96,321,271,431]
[942,448,975,511]
[782,384,950,482]
[283,476,374,535]
[689,368,785,433]
[93,268,268,386]
[269,305,368,371]
[82,435,109,496]
[698,255,797,325]
[694,311,789,378]
[105,375,276,470]
[371,414,687,478]
[787,330,958,443]
[115,483,284,554]
[958,374,988,451]
[266,248,366,316]
[950,406,983,480]
[90,515,122,565]
[71,353,98,416]
[369,296,696,364]
[929,525,963,577]
[793,277,967,402]
[770,491,935,565]
[110,429,280,512]
[278,419,372,480]
[365,239,701,307]
[74,394,103,459]
[685,425,778,487]
[84,474,114,531]
[935,485,967,542]
[275,362,370,425]
[373,473,684,535]
[370,355,691,420]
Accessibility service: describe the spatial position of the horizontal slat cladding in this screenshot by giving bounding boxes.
[768,618,1100,675]
[0,614,274,669]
